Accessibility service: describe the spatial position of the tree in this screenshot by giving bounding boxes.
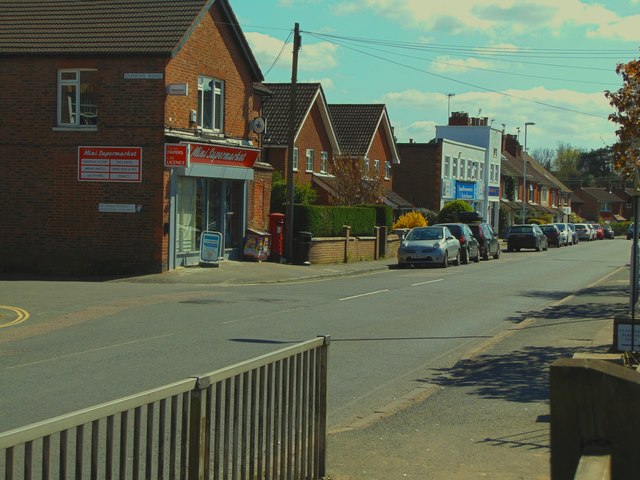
[531,147,555,171]
[552,142,584,186]
[578,146,622,188]
[435,199,473,223]
[270,171,317,213]
[327,154,386,206]
[605,57,640,180]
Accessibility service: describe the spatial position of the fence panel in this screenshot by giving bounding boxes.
[1,336,330,480]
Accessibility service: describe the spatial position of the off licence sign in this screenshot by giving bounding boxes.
[78,147,142,182]
[164,144,189,168]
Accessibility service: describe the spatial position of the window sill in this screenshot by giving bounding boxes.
[53,125,98,132]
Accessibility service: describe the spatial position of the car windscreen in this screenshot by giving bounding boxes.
[509,226,532,234]
[555,224,566,231]
[406,229,442,241]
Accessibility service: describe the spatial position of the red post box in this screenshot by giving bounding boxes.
[269,213,285,262]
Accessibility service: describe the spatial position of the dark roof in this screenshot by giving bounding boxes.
[385,190,413,208]
[0,0,263,80]
[575,187,624,203]
[328,104,386,156]
[262,83,325,145]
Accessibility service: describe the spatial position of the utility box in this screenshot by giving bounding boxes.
[294,231,312,265]
[269,213,285,262]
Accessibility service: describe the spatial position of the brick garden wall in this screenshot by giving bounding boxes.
[308,235,399,264]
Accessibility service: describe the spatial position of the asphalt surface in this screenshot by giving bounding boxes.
[121,249,627,479]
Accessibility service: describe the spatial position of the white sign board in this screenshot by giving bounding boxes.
[124,73,163,80]
[617,323,640,351]
[200,231,223,266]
[99,203,141,213]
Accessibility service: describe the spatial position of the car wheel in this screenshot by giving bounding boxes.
[454,251,461,266]
[462,248,470,265]
[441,253,448,268]
[493,248,501,260]
[482,248,489,261]
[474,252,480,263]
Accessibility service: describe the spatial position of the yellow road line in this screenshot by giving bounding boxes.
[0,306,30,328]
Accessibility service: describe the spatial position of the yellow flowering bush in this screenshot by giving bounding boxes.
[393,211,428,229]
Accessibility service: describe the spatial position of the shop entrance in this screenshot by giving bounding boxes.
[175,177,245,266]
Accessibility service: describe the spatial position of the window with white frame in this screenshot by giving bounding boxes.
[444,156,451,177]
[305,149,314,172]
[320,151,328,173]
[363,158,370,178]
[385,160,391,179]
[479,163,484,181]
[374,159,380,176]
[197,76,224,131]
[541,186,549,205]
[601,201,612,212]
[293,147,299,170]
[459,159,466,179]
[490,164,495,183]
[493,147,498,159]
[58,69,98,126]
[467,161,473,179]
[452,157,458,178]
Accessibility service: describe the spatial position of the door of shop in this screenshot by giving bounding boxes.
[175,176,244,267]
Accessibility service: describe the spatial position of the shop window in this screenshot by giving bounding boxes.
[198,76,224,132]
[58,69,98,127]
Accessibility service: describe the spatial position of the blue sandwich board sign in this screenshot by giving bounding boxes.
[200,231,223,266]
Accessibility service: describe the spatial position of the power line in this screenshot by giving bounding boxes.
[303,31,607,120]
[264,30,293,77]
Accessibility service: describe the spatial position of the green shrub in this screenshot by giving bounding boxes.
[293,205,376,236]
[435,200,473,223]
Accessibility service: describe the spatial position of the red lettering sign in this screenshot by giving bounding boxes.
[164,144,189,168]
[78,146,142,182]
[188,143,260,168]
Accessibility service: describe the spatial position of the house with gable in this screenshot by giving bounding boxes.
[0,0,272,274]
[327,104,401,206]
[571,187,626,222]
[261,83,340,205]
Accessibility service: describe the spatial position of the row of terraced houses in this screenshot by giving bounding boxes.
[0,0,629,275]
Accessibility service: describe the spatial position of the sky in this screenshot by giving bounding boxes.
[231,0,639,154]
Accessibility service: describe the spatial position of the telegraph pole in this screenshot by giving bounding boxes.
[285,23,301,263]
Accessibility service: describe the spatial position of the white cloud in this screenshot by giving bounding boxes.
[379,87,615,150]
[244,32,340,77]
[340,0,639,41]
[430,55,497,73]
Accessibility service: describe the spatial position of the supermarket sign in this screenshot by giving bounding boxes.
[78,146,142,182]
[188,142,260,168]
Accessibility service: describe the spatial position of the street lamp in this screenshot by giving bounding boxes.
[522,122,535,222]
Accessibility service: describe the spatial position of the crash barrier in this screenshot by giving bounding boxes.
[0,336,330,480]
[550,357,640,480]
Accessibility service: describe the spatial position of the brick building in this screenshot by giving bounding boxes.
[0,0,272,274]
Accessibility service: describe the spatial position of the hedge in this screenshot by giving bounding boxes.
[293,204,378,236]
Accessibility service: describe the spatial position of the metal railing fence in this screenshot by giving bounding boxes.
[1,336,329,480]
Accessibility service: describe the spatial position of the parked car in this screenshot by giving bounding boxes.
[433,223,480,264]
[506,224,548,252]
[550,223,571,246]
[567,223,579,244]
[467,222,501,260]
[591,223,604,240]
[397,226,461,268]
[574,223,593,241]
[628,223,636,240]
[540,224,563,247]
[602,224,615,239]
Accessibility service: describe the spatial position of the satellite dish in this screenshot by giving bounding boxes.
[251,117,266,134]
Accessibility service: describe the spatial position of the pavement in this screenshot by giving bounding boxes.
[121,256,399,285]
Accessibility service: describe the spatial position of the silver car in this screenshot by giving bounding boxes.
[397,226,461,268]
[551,223,572,246]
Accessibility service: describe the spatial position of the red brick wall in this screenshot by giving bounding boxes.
[292,102,334,184]
[368,124,395,190]
[248,163,273,231]
[394,142,443,211]
[0,2,264,274]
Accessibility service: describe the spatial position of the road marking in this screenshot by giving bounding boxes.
[5,333,175,369]
[411,278,444,287]
[0,306,30,328]
[339,290,389,301]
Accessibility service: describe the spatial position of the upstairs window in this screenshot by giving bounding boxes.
[198,76,224,131]
[58,69,98,127]
[320,151,328,173]
[293,147,299,170]
[374,159,380,176]
[444,156,451,177]
[385,161,391,179]
[305,149,314,172]
[363,158,370,178]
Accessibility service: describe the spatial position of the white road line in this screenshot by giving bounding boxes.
[6,333,176,369]
[339,290,389,301]
[411,279,444,287]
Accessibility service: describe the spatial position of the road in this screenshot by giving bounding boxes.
[0,238,631,476]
